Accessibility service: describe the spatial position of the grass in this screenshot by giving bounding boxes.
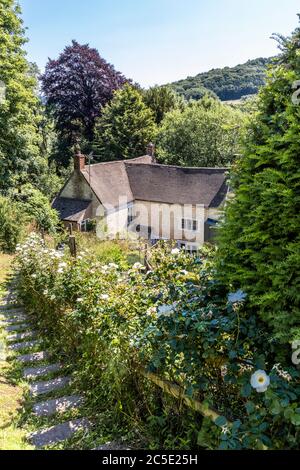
[0,252,33,450]
[0,253,13,285]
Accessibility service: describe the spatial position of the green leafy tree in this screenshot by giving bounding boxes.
[12,184,59,233]
[93,84,157,160]
[143,85,185,124]
[156,97,245,166]
[217,17,300,344]
[0,0,45,192]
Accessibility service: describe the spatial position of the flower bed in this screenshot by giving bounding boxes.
[14,234,300,449]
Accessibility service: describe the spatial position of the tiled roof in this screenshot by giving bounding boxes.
[52,197,91,222]
[125,163,228,207]
[81,156,228,208]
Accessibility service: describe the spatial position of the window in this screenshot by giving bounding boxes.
[182,218,198,231]
[80,219,91,232]
[187,244,198,255]
[128,206,135,225]
[179,242,198,255]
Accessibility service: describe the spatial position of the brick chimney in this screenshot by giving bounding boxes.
[146,142,156,162]
[74,145,85,171]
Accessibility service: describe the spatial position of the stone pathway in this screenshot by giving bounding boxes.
[0,288,90,449]
[7,330,37,343]
[17,351,50,364]
[1,284,129,450]
[28,418,91,448]
[29,376,72,397]
[8,340,40,352]
[32,395,83,417]
[23,363,62,380]
[1,315,27,325]
[5,323,30,332]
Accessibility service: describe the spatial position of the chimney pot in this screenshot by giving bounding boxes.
[74,146,85,171]
[146,142,155,160]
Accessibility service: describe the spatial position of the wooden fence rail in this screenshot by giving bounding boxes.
[141,369,268,450]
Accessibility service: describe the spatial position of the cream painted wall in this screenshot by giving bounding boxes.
[60,172,93,200]
[127,200,206,246]
[104,206,130,239]
[60,172,101,224]
[207,207,224,221]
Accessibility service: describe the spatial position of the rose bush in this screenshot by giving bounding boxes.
[14,233,300,449]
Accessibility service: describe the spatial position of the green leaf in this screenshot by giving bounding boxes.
[291,413,300,426]
[241,383,252,398]
[270,400,281,415]
[245,402,255,414]
[219,441,229,450]
[215,416,227,427]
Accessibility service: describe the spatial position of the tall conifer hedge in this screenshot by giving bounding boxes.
[217,18,300,344]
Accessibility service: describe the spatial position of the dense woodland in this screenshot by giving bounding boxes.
[0,0,300,451]
[170,57,274,101]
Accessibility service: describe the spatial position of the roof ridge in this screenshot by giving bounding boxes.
[83,155,152,169]
[125,162,229,171]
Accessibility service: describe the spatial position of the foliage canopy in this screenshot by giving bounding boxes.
[93,84,157,161]
[156,97,245,167]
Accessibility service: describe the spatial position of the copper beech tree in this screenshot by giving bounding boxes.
[41,40,128,150]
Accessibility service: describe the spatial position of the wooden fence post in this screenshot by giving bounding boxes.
[69,235,77,258]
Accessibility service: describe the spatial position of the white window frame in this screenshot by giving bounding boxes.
[80,219,90,232]
[181,218,198,232]
[178,241,199,254]
[128,205,135,225]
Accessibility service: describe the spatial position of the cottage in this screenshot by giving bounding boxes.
[52,146,229,251]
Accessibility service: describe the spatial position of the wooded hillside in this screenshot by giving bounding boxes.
[170,57,274,101]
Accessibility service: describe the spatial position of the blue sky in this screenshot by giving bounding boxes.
[19,0,300,87]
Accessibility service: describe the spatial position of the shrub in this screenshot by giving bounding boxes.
[74,233,134,267]
[0,196,27,253]
[12,184,59,233]
[14,235,300,449]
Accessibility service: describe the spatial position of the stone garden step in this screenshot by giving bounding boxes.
[1,296,17,304]
[0,314,26,323]
[1,315,27,325]
[5,323,30,332]
[0,307,24,315]
[7,330,36,343]
[95,442,131,450]
[29,376,71,396]
[17,351,50,364]
[23,363,62,380]
[32,395,83,417]
[9,340,39,352]
[0,304,22,309]
[28,418,91,448]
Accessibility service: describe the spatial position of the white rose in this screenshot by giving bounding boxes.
[100,294,109,300]
[250,370,270,393]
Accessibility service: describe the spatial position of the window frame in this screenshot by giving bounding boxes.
[181,218,198,232]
